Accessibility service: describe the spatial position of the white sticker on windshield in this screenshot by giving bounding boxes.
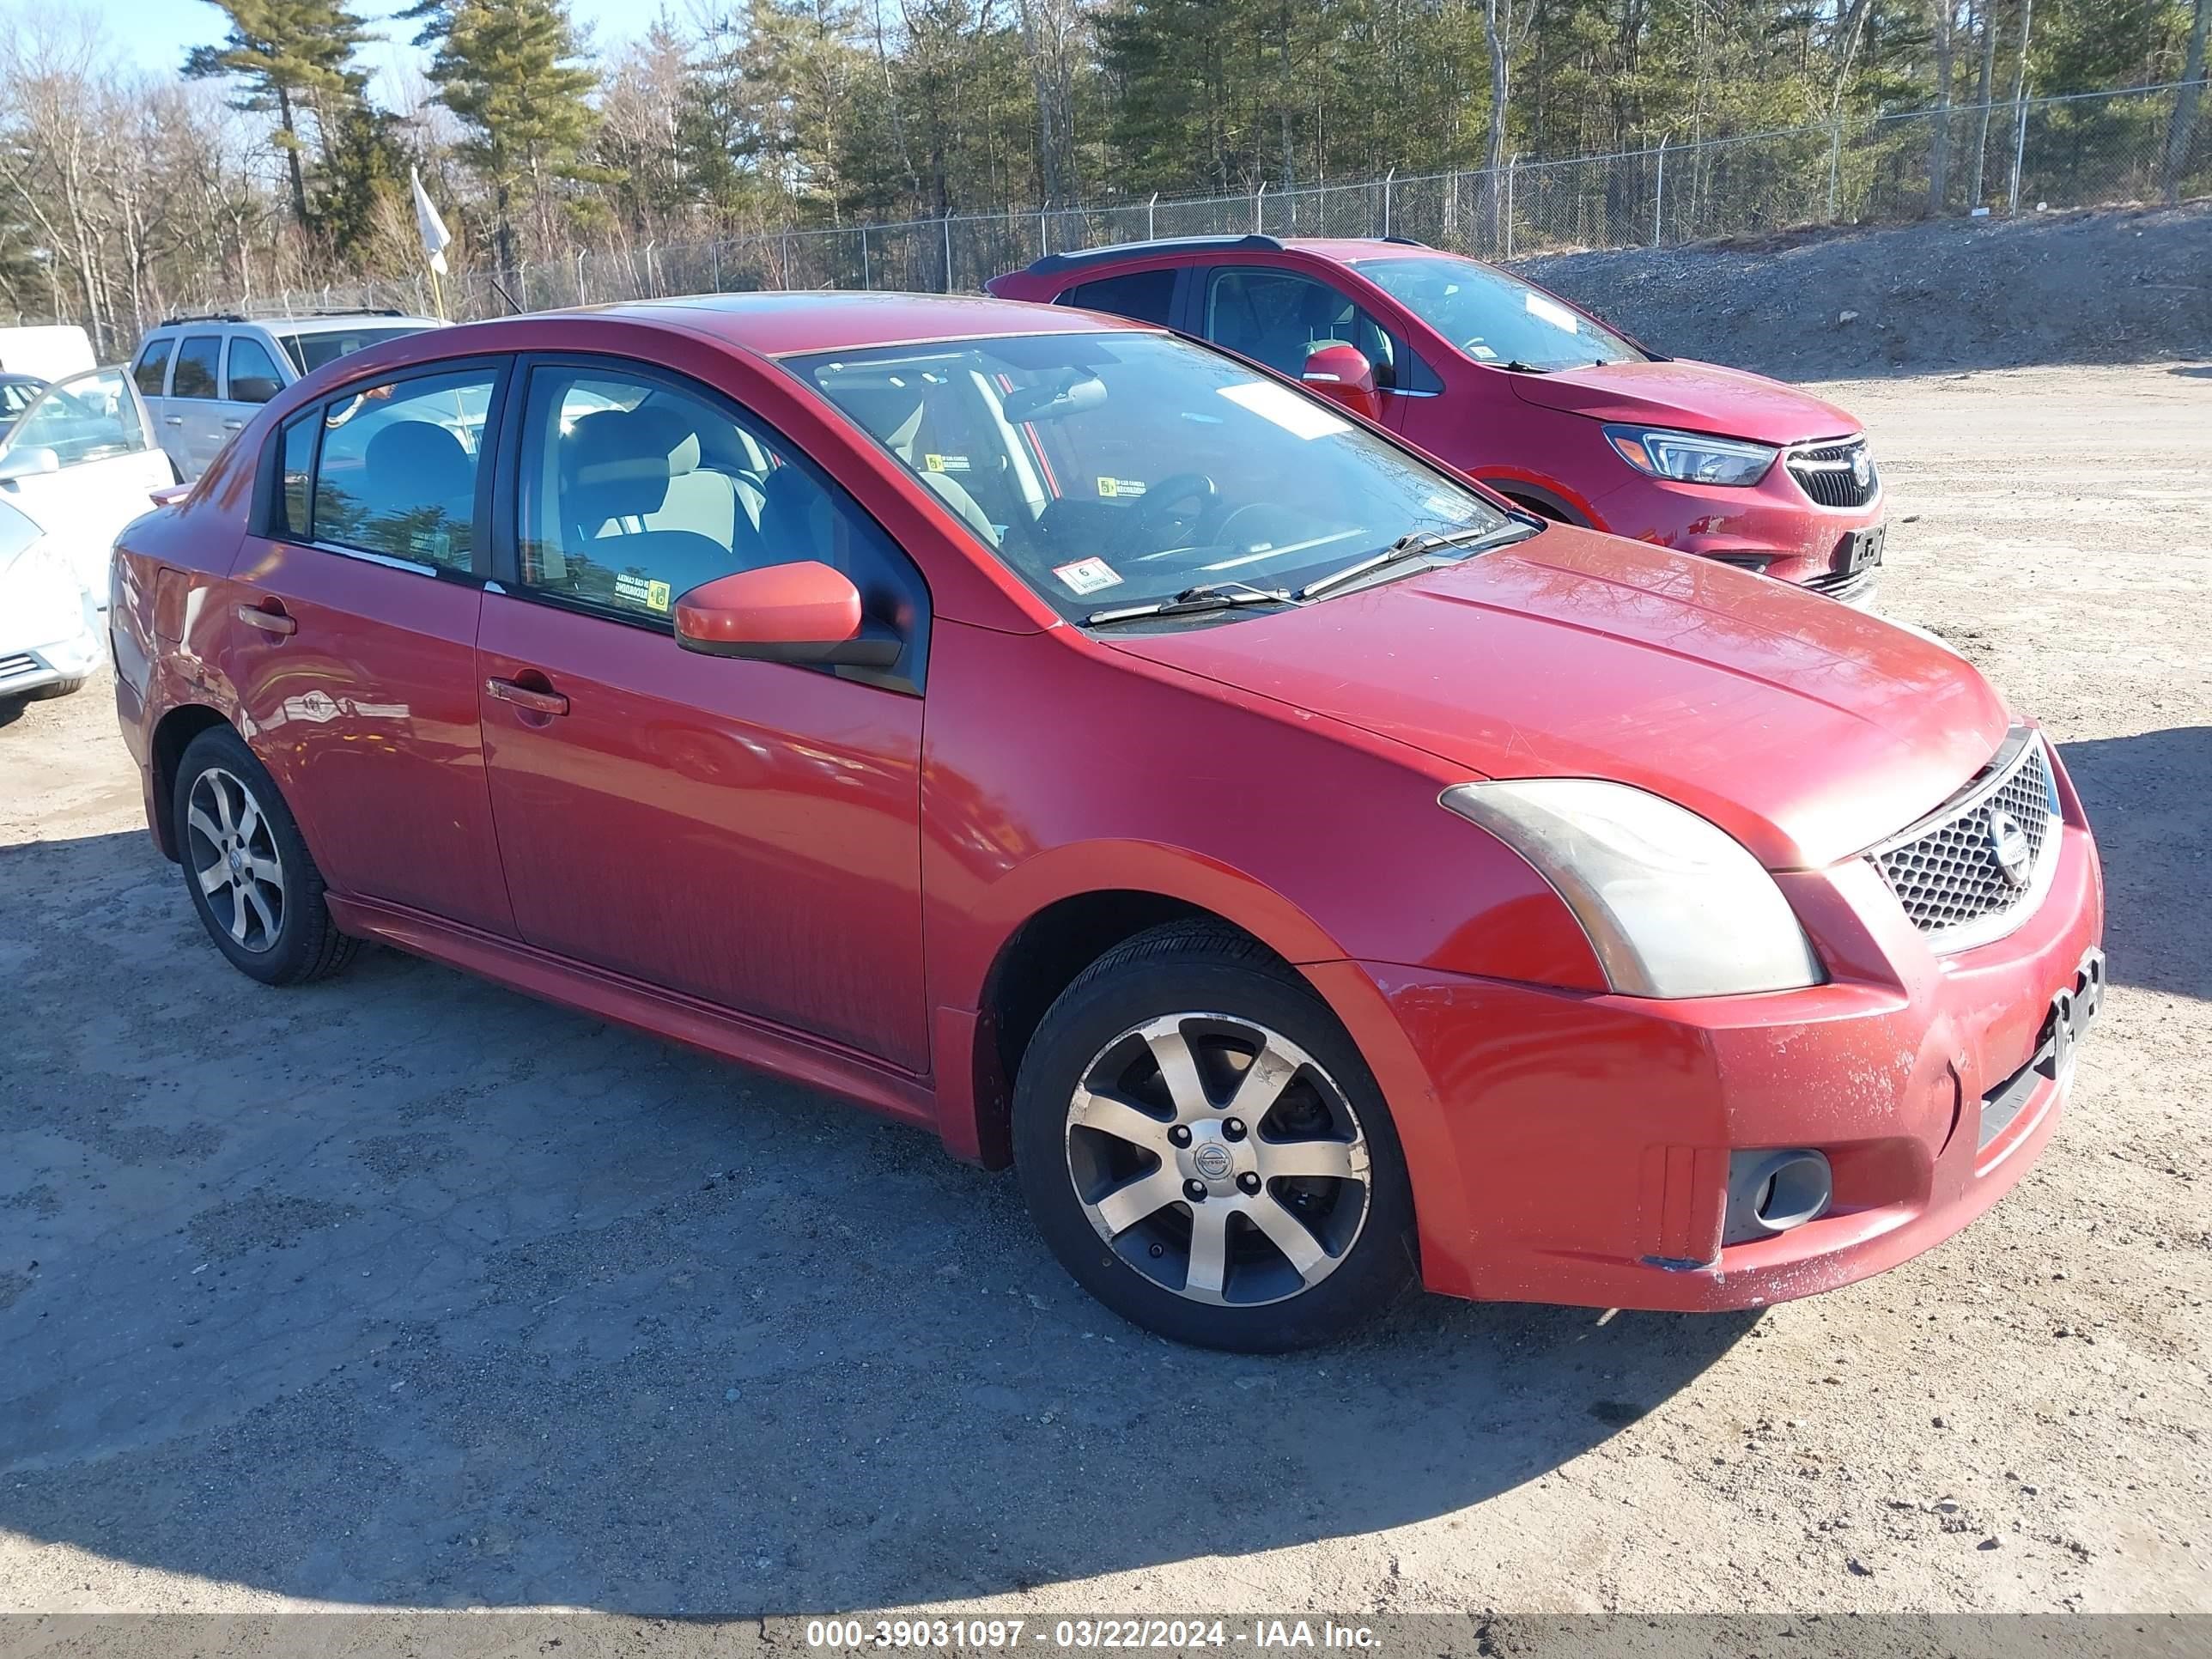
[1217,380,1351,440]
[1469,343,1498,360]
[1524,291,1582,333]
[1423,493,1478,524]
[1053,556,1122,596]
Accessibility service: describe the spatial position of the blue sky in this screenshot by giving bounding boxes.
[88,0,653,106]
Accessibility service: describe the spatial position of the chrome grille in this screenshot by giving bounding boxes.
[1788,438,1879,507]
[1871,735,2061,950]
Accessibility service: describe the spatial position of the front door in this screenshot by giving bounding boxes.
[477,360,931,1073]
[0,367,174,606]
[224,360,516,937]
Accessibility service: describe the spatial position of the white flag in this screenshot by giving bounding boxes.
[410,167,453,276]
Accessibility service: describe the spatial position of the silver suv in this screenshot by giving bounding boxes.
[130,311,446,480]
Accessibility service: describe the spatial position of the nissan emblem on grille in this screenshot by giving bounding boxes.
[1870,736,2059,946]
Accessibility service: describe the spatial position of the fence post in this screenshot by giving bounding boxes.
[943,215,954,293]
[1148,191,1158,240]
[644,240,657,298]
[1254,180,1266,233]
[1382,167,1395,237]
[860,226,872,289]
[575,250,587,303]
[1652,137,1668,246]
[1827,119,1843,221]
[2008,97,2030,211]
[711,240,721,293]
[1039,207,1048,257]
[1505,155,1518,259]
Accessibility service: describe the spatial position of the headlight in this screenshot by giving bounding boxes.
[1441,778,1823,998]
[1604,424,1778,487]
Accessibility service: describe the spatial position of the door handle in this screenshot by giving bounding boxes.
[164,416,184,427]
[235,601,296,637]
[222,419,244,431]
[485,676,569,717]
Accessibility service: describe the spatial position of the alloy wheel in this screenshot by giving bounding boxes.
[185,766,286,955]
[1063,1012,1372,1307]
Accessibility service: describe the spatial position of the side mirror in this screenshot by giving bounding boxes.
[1301,343,1382,422]
[674,560,902,668]
[230,375,281,404]
[0,445,60,482]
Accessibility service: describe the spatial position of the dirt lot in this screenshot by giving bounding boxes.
[1,360,2209,1624]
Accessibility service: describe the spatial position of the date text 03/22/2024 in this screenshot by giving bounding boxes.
[803,1619,1380,1650]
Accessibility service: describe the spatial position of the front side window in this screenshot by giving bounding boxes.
[1353,254,1643,371]
[516,365,915,635]
[276,325,434,376]
[132,340,173,397]
[1203,267,1399,386]
[310,368,493,571]
[225,336,286,404]
[791,331,1507,623]
[171,337,222,399]
[1062,268,1179,326]
[5,368,150,465]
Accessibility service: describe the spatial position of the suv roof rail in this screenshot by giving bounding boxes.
[243,306,413,322]
[1380,234,1429,247]
[156,313,246,327]
[1026,233,1285,276]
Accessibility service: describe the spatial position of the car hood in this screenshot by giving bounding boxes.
[1104,527,2008,870]
[1507,358,1861,445]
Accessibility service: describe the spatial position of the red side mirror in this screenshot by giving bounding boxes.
[1301,343,1382,422]
[674,560,899,668]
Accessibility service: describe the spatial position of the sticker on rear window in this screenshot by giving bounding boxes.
[1096,477,1148,498]
[1217,380,1350,440]
[1053,556,1121,596]
[1524,291,1581,333]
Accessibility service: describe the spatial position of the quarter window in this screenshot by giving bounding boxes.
[1203,268,1399,387]
[275,412,316,539]
[516,366,916,631]
[1062,268,1179,326]
[133,339,173,397]
[170,336,222,400]
[309,368,494,572]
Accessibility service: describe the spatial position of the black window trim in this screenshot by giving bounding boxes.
[488,349,933,696]
[252,351,513,586]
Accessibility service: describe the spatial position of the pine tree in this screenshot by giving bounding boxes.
[406,0,601,281]
[184,0,370,228]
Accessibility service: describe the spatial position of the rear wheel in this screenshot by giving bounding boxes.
[1013,922,1418,1351]
[173,725,357,986]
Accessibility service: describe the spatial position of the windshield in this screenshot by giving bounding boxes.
[277,325,434,376]
[788,331,1508,622]
[1354,255,1642,372]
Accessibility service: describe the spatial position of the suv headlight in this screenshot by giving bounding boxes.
[1604,424,1778,487]
[1442,778,1823,998]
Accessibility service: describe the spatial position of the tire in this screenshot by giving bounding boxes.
[1012,921,1419,1352]
[172,725,358,986]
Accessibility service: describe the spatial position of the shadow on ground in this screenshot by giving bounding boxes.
[2058,728,2212,1001]
[0,829,1755,1613]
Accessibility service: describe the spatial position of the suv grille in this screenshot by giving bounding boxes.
[1871,735,2060,949]
[1788,438,1878,507]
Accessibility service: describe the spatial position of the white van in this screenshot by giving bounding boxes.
[130,311,445,479]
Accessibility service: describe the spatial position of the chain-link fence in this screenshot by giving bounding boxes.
[227,79,2211,325]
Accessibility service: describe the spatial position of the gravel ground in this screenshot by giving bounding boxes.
[1,360,2208,1622]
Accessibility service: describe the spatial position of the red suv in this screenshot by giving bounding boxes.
[113,294,2099,1352]
[988,235,1887,601]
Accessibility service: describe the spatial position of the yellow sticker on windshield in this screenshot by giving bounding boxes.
[1097,477,1147,498]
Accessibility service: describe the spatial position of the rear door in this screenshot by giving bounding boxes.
[164,333,228,477]
[223,359,515,934]
[0,367,173,606]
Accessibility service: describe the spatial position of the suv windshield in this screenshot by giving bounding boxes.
[276,325,434,376]
[788,331,1510,622]
[1354,255,1642,372]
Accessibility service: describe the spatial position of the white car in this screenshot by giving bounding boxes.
[0,365,173,708]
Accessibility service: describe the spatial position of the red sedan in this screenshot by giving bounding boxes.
[988,235,1889,601]
[112,293,2102,1351]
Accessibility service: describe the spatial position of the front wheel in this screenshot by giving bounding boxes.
[1012,922,1419,1352]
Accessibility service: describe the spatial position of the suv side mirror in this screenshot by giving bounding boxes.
[674,561,901,668]
[230,374,281,404]
[1301,343,1382,422]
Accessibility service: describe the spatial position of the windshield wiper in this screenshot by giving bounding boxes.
[1294,520,1535,601]
[1497,360,1549,374]
[1085,580,1297,626]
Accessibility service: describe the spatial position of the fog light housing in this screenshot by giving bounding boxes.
[1723,1149,1833,1245]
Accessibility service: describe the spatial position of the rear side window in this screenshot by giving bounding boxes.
[1061,268,1178,326]
[133,338,173,397]
[171,336,222,399]
[310,368,495,572]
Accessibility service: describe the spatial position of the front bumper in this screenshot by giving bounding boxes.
[1586,461,1885,589]
[1309,785,2104,1312]
[0,625,101,699]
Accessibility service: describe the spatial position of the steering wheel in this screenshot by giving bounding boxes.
[1125,472,1218,550]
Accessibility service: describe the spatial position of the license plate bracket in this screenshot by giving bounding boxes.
[1837,524,1887,576]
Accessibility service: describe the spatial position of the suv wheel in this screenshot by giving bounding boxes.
[1013,922,1418,1351]
[173,726,357,986]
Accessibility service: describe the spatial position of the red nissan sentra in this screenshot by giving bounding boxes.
[112,293,2103,1352]
[988,235,1889,602]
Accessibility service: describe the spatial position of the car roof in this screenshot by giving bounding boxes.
[419,290,1154,362]
[1014,234,1449,282]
